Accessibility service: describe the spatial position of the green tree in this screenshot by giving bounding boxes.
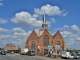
[0,48,3,50]
[73,49,78,53]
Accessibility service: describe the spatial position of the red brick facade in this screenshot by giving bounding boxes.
[25,29,66,53]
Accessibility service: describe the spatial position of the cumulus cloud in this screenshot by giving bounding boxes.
[51,18,56,23]
[32,14,39,18]
[0,28,9,33]
[11,11,51,28]
[11,11,43,28]
[61,30,80,48]
[0,18,8,24]
[71,25,80,32]
[34,4,68,16]
[59,24,80,49]
[0,27,40,48]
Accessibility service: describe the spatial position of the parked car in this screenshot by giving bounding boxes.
[73,54,80,59]
[20,48,28,55]
[61,51,72,59]
[1,50,6,55]
[26,51,35,56]
[7,50,14,54]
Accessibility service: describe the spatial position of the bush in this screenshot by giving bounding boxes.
[9,50,21,53]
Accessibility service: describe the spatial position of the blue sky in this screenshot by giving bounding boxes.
[0,0,80,50]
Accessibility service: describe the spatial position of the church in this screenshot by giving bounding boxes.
[25,13,66,54]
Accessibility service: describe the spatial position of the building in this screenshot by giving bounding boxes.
[25,13,66,54]
[4,43,17,51]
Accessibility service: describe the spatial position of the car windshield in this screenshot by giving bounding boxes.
[62,51,66,55]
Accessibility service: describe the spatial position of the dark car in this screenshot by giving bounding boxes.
[1,50,6,55]
[26,51,35,56]
[73,54,80,59]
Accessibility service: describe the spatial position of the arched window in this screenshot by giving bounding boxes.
[31,41,35,50]
[44,35,49,46]
[57,41,61,45]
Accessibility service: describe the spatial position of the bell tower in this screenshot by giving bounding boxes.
[39,12,50,36]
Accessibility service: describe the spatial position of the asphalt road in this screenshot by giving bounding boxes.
[0,54,78,60]
[0,54,43,60]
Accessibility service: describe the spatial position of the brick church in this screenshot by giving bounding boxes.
[25,13,66,54]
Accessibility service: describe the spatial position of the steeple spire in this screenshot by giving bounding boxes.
[40,12,48,30]
[43,12,46,24]
[39,12,50,36]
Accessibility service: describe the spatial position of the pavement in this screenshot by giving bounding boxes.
[35,55,64,60]
[3,53,65,60]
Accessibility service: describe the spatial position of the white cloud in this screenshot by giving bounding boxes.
[0,18,8,24]
[71,25,80,32]
[0,28,9,33]
[12,28,26,33]
[63,25,70,28]
[11,11,51,28]
[34,4,68,16]
[0,27,34,48]
[11,11,43,28]
[60,24,80,49]
[32,14,39,18]
[51,18,56,23]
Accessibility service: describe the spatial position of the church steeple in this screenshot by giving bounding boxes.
[43,12,46,24]
[41,12,48,30]
[39,12,50,36]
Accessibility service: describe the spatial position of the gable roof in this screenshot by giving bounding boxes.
[27,30,38,40]
[40,29,51,38]
[53,30,63,39]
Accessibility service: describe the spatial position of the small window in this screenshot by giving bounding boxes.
[57,41,61,45]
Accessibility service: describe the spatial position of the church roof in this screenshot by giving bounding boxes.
[40,29,52,38]
[27,30,39,40]
[53,30,63,39]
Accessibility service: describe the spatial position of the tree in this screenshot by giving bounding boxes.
[73,49,78,53]
[0,48,3,50]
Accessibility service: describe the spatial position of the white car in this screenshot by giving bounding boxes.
[61,51,72,59]
[11,51,14,54]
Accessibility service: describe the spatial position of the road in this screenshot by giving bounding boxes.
[0,53,76,60]
[0,54,43,60]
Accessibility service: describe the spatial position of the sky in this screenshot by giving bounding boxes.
[0,0,80,50]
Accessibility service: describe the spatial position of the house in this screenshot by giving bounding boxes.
[4,43,16,51]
